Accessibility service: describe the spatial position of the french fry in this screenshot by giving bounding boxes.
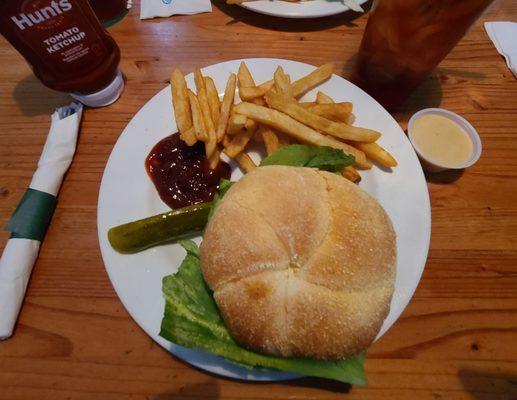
[239,79,275,106]
[181,127,197,146]
[234,152,257,173]
[194,69,205,94]
[258,79,274,90]
[236,64,281,149]
[316,91,334,104]
[299,102,318,108]
[238,62,270,103]
[205,134,218,161]
[194,69,217,158]
[216,74,236,142]
[207,147,221,170]
[252,128,264,143]
[227,113,247,135]
[222,134,231,148]
[221,133,257,173]
[237,61,256,88]
[342,165,361,183]
[353,142,398,167]
[274,66,294,98]
[292,63,334,98]
[170,69,193,140]
[253,97,268,107]
[265,91,380,143]
[313,93,354,123]
[237,62,270,108]
[235,63,263,126]
[233,102,371,168]
[224,119,257,158]
[306,103,353,123]
[309,103,353,114]
[259,125,280,155]
[239,85,272,101]
[204,76,221,127]
[187,90,208,142]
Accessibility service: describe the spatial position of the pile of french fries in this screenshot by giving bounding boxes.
[170,62,397,183]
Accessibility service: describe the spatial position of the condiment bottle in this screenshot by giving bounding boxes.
[0,0,124,107]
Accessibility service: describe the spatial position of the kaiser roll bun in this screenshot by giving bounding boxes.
[200,166,396,359]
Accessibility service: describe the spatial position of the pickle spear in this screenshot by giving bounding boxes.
[108,202,211,254]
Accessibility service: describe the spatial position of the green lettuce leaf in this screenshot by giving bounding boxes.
[260,144,355,173]
[160,240,367,385]
[209,146,353,222]
[207,179,234,222]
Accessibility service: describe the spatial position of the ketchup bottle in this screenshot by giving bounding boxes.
[0,0,123,107]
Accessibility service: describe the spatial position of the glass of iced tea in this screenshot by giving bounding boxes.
[88,0,128,27]
[352,0,495,111]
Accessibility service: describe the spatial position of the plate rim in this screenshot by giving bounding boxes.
[239,0,368,19]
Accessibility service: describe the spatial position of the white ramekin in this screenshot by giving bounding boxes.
[408,108,482,173]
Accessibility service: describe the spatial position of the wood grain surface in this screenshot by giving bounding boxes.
[1,0,516,399]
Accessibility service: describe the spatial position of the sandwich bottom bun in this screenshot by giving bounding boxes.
[200,166,396,360]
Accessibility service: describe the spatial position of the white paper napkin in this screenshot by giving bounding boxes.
[484,22,517,78]
[0,103,82,340]
[140,0,212,19]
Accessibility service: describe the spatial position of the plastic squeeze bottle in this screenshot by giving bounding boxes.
[0,0,124,107]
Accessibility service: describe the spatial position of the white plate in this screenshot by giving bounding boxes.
[239,0,368,19]
[98,58,431,382]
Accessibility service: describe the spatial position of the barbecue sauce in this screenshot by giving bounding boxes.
[0,0,123,107]
[146,133,231,209]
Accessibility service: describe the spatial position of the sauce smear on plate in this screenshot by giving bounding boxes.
[146,133,231,209]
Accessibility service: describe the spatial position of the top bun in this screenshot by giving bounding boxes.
[200,166,396,360]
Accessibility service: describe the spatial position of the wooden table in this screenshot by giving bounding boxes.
[1,1,516,398]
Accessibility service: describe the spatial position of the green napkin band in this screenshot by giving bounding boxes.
[6,188,57,241]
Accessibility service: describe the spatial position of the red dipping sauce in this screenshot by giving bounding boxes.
[146,133,231,209]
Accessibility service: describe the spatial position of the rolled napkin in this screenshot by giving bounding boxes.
[484,22,517,78]
[0,102,83,340]
[140,0,212,19]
